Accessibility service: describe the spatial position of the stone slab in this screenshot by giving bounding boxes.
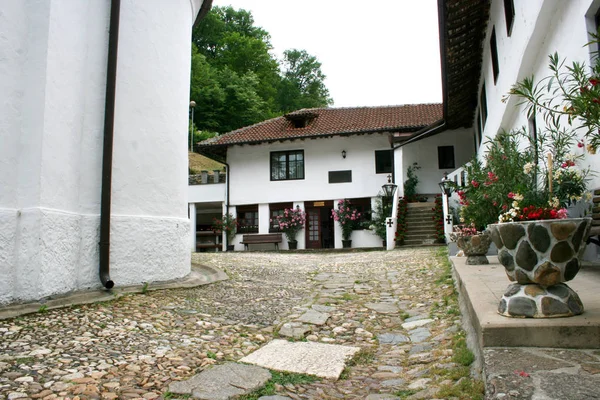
[452,256,600,348]
[364,302,398,314]
[378,333,409,344]
[296,310,330,325]
[239,339,360,379]
[401,318,433,330]
[278,323,311,339]
[168,362,271,399]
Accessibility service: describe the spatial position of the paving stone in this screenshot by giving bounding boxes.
[296,310,330,326]
[377,333,409,344]
[168,363,271,399]
[240,339,359,379]
[364,303,398,314]
[401,319,433,330]
[311,305,336,313]
[380,379,405,387]
[258,396,292,400]
[409,328,431,343]
[278,323,311,339]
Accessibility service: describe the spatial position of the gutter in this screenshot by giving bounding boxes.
[99,0,121,289]
[224,160,230,249]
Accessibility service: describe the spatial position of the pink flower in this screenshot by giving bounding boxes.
[471,180,479,188]
[508,192,515,199]
[557,208,568,219]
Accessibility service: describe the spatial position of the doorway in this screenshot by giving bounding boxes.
[305,200,334,249]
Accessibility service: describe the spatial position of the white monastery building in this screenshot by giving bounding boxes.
[0,0,212,306]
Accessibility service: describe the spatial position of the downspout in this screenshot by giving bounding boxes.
[99,0,121,289]
[224,160,231,249]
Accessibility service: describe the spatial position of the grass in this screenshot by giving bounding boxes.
[237,370,318,400]
[452,334,475,366]
[339,347,377,379]
[38,305,48,313]
[188,152,224,175]
[141,282,149,294]
[394,389,418,398]
[163,392,191,399]
[206,351,217,359]
[437,377,485,399]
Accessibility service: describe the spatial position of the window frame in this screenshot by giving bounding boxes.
[480,84,488,130]
[375,149,393,174]
[504,0,515,36]
[490,26,500,84]
[437,146,456,169]
[237,204,259,234]
[270,150,305,181]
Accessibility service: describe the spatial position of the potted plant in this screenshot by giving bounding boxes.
[368,194,391,246]
[331,199,362,248]
[450,224,492,265]
[403,162,421,202]
[271,207,306,250]
[212,213,237,251]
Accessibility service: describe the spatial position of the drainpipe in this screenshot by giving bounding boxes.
[99,0,121,289]
[222,161,231,249]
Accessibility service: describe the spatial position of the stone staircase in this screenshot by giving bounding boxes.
[401,202,439,246]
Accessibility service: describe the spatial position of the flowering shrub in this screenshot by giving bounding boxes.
[332,199,362,241]
[396,197,408,244]
[459,129,590,228]
[507,36,600,152]
[212,213,237,242]
[271,207,306,242]
[366,195,390,240]
[432,195,445,242]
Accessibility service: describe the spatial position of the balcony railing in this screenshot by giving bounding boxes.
[189,170,226,185]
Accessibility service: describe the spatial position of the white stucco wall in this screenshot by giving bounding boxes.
[0,0,205,305]
[399,128,474,196]
[228,134,393,204]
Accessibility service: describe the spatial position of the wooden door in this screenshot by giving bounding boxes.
[306,208,321,249]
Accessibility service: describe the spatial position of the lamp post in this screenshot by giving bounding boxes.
[439,172,455,241]
[382,174,398,215]
[189,100,196,152]
[381,174,398,251]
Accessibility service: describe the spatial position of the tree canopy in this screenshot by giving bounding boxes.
[189,6,332,139]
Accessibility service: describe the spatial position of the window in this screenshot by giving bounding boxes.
[237,205,258,233]
[269,202,293,233]
[504,0,515,36]
[375,150,392,174]
[480,84,488,129]
[349,197,372,229]
[438,146,455,169]
[329,170,352,183]
[490,26,500,84]
[270,150,304,181]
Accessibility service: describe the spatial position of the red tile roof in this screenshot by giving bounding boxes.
[199,104,443,147]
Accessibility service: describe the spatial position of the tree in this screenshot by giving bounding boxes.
[278,49,333,112]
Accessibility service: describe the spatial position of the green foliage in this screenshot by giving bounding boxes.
[38,305,48,313]
[507,32,600,152]
[452,334,475,366]
[403,163,421,201]
[432,195,445,242]
[395,197,408,243]
[238,371,318,400]
[212,213,237,243]
[332,199,363,241]
[191,6,332,136]
[368,194,391,240]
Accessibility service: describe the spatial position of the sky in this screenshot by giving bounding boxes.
[213,0,443,108]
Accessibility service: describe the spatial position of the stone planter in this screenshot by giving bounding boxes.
[455,232,492,265]
[487,218,591,318]
[342,240,352,248]
[288,240,298,250]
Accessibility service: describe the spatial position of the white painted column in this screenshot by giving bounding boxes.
[442,193,454,242]
[189,203,196,252]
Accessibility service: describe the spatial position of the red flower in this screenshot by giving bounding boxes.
[471,180,479,188]
[590,78,600,86]
[578,141,585,148]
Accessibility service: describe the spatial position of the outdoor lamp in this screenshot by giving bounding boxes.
[189,100,197,152]
[438,172,454,196]
[342,150,347,159]
[381,174,397,199]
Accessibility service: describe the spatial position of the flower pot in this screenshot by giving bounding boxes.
[342,239,352,248]
[487,218,591,318]
[226,245,235,252]
[382,240,386,247]
[288,240,298,250]
[456,232,492,265]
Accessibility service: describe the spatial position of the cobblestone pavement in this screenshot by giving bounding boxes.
[0,248,476,400]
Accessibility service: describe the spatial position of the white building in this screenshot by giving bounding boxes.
[0,0,212,306]
[191,105,474,250]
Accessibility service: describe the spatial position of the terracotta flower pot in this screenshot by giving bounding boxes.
[487,218,591,318]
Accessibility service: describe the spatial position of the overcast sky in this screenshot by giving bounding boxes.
[212,0,443,108]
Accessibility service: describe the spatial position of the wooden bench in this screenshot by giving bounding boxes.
[240,233,282,251]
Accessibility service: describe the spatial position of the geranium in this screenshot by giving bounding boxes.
[332,199,362,241]
[459,129,591,229]
[449,224,481,242]
[272,207,306,242]
[212,213,237,243]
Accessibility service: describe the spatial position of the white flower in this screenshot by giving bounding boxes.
[514,193,524,202]
[548,197,560,208]
[523,162,534,174]
[512,201,519,208]
[585,192,593,201]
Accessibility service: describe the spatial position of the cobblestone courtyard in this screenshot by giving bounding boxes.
[0,248,480,400]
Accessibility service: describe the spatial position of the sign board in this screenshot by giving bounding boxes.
[313,201,325,207]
